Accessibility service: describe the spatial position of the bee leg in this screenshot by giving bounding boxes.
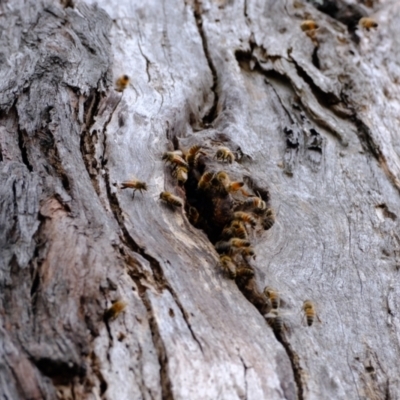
[132,189,136,199]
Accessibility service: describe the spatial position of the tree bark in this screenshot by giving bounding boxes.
[1,0,400,399]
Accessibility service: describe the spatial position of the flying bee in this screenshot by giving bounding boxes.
[160,191,183,207]
[262,208,275,230]
[215,147,235,163]
[219,255,236,279]
[172,165,188,184]
[233,211,257,228]
[229,238,251,248]
[302,300,320,326]
[235,266,254,278]
[359,17,378,30]
[300,20,319,32]
[241,246,255,259]
[162,152,189,168]
[120,179,148,198]
[186,145,205,166]
[104,300,127,321]
[243,196,267,210]
[264,286,280,309]
[115,75,130,92]
[198,171,214,191]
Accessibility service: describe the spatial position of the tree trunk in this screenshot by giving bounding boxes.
[1,0,400,399]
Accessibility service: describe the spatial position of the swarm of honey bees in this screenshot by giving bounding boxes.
[118,141,276,315]
[116,138,321,337]
[156,142,277,316]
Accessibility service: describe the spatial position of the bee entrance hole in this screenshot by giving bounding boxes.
[183,166,229,244]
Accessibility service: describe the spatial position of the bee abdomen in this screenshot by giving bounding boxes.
[235,267,254,278]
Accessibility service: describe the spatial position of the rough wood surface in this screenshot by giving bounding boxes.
[1,0,400,399]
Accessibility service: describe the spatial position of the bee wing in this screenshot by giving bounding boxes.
[264,310,294,319]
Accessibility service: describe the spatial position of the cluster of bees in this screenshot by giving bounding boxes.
[111,76,320,335]
[117,140,276,305]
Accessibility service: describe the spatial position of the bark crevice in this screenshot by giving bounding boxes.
[275,333,305,400]
[193,1,219,125]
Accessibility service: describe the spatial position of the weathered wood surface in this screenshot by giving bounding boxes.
[1,0,400,399]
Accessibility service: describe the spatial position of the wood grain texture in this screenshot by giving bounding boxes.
[1,0,400,399]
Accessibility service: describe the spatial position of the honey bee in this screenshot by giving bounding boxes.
[241,246,255,258]
[233,211,257,228]
[300,20,319,32]
[215,238,249,255]
[211,171,230,195]
[230,238,251,248]
[215,241,233,255]
[120,179,148,198]
[198,171,214,190]
[219,255,236,279]
[221,225,236,240]
[172,165,188,184]
[186,145,205,166]
[213,171,230,186]
[104,300,127,321]
[235,266,254,278]
[162,152,189,168]
[215,147,235,163]
[359,17,378,30]
[262,208,275,230]
[222,220,248,240]
[302,300,320,326]
[227,181,244,193]
[243,196,267,210]
[160,191,183,207]
[115,75,130,92]
[266,310,284,334]
[264,286,280,309]
[187,206,200,225]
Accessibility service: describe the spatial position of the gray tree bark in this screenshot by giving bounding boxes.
[1,0,400,399]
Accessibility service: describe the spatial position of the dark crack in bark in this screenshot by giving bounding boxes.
[276,333,305,400]
[103,166,204,354]
[351,112,400,194]
[193,1,219,125]
[142,292,174,400]
[16,124,33,173]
